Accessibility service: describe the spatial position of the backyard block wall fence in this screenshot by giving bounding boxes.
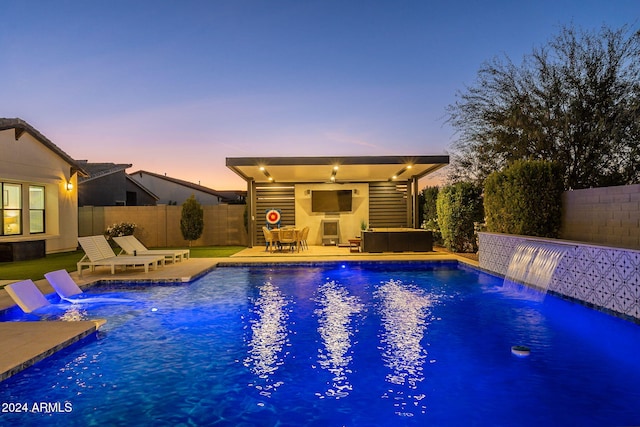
[560,183,640,249]
[78,205,248,247]
[479,183,640,323]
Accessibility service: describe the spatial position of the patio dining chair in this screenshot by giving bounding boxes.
[299,226,310,250]
[262,226,276,252]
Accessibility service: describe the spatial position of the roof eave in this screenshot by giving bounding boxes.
[0,118,89,177]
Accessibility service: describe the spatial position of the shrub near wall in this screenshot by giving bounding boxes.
[436,182,483,252]
[484,160,563,238]
[421,186,442,244]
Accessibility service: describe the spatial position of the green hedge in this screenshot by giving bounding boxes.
[436,182,484,252]
[484,159,563,237]
[421,186,442,244]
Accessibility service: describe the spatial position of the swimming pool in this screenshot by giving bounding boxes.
[1,261,640,426]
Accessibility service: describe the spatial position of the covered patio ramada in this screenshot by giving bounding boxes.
[226,155,448,248]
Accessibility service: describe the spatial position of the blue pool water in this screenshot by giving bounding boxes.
[1,262,640,426]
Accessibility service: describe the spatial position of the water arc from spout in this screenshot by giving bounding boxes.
[504,241,571,301]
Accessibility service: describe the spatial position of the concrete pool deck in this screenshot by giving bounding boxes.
[0,246,476,381]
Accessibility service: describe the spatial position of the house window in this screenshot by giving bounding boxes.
[29,185,45,234]
[2,183,22,235]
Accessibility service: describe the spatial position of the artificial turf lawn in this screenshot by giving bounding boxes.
[0,246,245,282]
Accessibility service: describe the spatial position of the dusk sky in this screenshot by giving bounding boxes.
[1,1,637,190]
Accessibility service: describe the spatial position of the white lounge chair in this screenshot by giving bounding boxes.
[77,235,165,277]
[44,269,83,298]
[5,279,51,313]
[45,269,133,303]
[113,235,189,263]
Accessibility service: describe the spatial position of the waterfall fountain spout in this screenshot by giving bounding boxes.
[504,241,571,300]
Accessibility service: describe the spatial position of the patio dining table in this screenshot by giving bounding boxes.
[269,228,301,252]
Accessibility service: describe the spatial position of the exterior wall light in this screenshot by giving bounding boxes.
[330,165,338,181]
[259,166,274,182]
[389,164,413,181]
[66,182,73,191]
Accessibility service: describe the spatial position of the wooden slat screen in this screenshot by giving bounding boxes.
[368,182,408,228]
[255,184,295,246]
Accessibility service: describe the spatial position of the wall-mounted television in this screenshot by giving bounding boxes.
[311,190,352,212]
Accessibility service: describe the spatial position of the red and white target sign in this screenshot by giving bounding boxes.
[266,209,281,225]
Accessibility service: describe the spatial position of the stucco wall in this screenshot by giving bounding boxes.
[294,183,369,245]
[0,128,79,254]
[79,204,248,247]
[561,184,640,249]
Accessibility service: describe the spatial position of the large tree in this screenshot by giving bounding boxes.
[446,24,640,190]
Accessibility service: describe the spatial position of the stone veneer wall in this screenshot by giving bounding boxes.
[479,232,640,322]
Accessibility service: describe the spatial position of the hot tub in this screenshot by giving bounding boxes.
[361,228,433,252]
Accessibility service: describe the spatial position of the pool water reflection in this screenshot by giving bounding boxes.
[1,262,640,426]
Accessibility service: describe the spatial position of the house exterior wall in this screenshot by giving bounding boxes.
[125,179,157,206]
[295,183,369,245]
[79,172,129,206]
[130,173,221,205]
[78,205,248,247]
[0,128,78,254]
[79,172,157,207]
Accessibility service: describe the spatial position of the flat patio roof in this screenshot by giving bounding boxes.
[226,155,449,183]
